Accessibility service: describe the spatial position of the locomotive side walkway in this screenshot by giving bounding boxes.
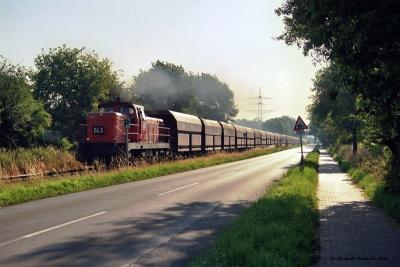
[316,150,400,266]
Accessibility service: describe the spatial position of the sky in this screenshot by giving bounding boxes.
[0,0,320,122]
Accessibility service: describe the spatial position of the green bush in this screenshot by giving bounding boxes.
[58,138,73,151]
[334,145,400,223]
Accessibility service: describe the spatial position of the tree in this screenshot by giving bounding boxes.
[262,116,296,136]
[192,73,238,121]
[32,45,120,140]
[307,63,363,154]
[0,57,51,148]
[133,60,238,121]
[133,60,195,113]
[276,0,400,187]
[235,118,263,129]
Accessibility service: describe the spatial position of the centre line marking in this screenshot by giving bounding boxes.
[157,182,200,197]
[23,211,107,238]
[0,211,107,247]
[219,171,235,177]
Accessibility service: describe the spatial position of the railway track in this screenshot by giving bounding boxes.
[0,145,293,184]
[0,153,184,184]
[0,152,189,184]
[1,166,95,183]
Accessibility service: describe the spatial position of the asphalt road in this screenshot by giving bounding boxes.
[0,145,313,266]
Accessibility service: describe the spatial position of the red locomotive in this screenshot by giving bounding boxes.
[78,99,170,163]
[78,99,299,163]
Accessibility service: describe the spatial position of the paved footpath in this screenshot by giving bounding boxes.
[316,150,400,267]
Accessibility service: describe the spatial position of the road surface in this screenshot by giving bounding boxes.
[0,145,313,266]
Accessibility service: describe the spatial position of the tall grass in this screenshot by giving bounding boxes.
[0,147,83,178]
[332,145,400,224]
[0,146,294,207]
[191,151,320,267]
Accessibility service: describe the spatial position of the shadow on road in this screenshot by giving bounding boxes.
[2,201,248,267]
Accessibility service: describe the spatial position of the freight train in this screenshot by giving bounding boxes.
[78,99,298,163]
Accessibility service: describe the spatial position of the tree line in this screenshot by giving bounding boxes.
[0,46,238,149]
[276,0,400,187]
[235,116,296,136]
[132,60,238,121]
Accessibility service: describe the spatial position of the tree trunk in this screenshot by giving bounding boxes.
[352,131,358,156]
[386,141,400,193]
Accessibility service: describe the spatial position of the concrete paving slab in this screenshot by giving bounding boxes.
[316,150,400,266]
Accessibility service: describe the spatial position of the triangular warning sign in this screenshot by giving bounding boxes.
[294,116,308,131]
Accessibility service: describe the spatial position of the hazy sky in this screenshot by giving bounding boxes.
[0,0,320,121]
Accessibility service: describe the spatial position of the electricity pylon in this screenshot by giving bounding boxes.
[247,87,274,121]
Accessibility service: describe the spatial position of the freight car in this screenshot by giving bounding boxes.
[78,99,299,162]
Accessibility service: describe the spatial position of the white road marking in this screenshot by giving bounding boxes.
[0,236,26,248]
[23,211,107,238]
[0,211,107,247]
[157,182,200,197]
[219,171,235,177]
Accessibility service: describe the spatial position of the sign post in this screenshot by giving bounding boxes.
[293,116,308,167]
[299,130,304,165]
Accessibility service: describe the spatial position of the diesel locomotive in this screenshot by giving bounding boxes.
[78,99,298,162]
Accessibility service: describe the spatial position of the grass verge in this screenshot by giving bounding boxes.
[0,146,295,207]
[334,154,400,224]
[190,150,319,267]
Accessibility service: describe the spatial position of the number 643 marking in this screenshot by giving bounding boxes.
[93,126,104,135]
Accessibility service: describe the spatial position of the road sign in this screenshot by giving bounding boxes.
[293,116,308,168]
[293,116,308,131]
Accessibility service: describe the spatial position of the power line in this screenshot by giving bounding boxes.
[247,87,274,121]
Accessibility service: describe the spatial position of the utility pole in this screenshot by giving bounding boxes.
[247,87,274,122]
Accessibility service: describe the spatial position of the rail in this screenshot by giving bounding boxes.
[1,166,95,184]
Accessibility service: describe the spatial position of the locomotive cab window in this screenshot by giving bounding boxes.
[127,107,138,124]
[137,107,145,119]
[120,107,135,115]
[99,107,114,112]
[120,107,129,114]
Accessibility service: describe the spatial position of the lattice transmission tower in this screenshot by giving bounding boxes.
[247,87,274,121]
